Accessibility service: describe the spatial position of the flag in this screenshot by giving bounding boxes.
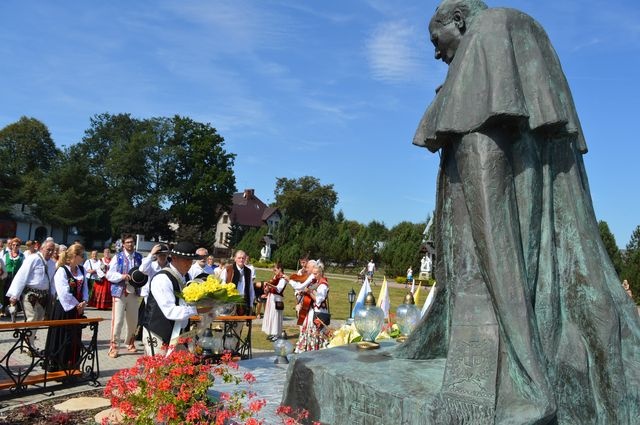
[376,276,391,319]
[421,281,437,317]
[353,276,372,314]
[413,281,422,306]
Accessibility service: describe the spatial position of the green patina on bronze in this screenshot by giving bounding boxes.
[396,0,640,423]
[283,2,640,423]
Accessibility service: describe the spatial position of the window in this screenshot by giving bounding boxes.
[219,232,224,244]
[222,214,228,224]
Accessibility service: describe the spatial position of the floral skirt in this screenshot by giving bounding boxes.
[295,310,329,353]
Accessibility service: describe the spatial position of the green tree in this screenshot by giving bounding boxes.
[598,220,623,277]
[622,225,640,303]
[163,116,236,233]
[380,221,424,277]
[35,146,110,246]
[0,117,61,207]
[274,176,337,226]
[236,226,267,261]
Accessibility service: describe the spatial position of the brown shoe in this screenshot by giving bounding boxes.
[108,347,119,358]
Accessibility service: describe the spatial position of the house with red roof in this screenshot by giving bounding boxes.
[213,189,281,257]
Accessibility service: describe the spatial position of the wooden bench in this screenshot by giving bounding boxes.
[0,317,103,397]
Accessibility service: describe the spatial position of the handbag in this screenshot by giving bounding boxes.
[315,311,331,326]
[315,296,331,326]
[275,300,285,311]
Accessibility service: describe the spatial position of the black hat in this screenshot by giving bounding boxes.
[129,266,149,288]
[170,241,200,259]
[156,244,170,254]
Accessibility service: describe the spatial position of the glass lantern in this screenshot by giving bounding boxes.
[273,331,294,364]
[200,327,215,359]
[211,325,224,355]
[395,292,421,342]
[353,292,385,349]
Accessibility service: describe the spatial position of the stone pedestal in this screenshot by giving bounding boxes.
[282,342,446,425]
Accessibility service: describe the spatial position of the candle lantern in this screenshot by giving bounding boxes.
[273,331,294,364]
[353,292,385,349]
[395,292,421,342]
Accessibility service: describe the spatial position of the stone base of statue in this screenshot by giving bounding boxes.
[282,342,449,425]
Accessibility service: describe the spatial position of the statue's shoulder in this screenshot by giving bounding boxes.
[470,8,539,36]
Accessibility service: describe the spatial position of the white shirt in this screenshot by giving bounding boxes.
[148,264,197,329]
[83,258,105,280]
[139,253,168,299]
[7,253,55,298]
[106,249,138,294]
[219,265,255,306]
[288,273,316,293]
[54,265,89,312]
[187,261,206,281]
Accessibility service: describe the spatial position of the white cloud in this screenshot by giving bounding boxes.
[366,20,428,83]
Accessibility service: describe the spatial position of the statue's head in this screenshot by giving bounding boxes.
[429,0,488,64]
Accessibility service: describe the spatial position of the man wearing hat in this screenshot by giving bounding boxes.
[141,241,198,356]
[106,233,143,358]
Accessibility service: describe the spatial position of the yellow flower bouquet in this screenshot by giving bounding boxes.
[181,274,244,314]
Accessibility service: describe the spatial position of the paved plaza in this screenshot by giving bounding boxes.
[0,305,293,423]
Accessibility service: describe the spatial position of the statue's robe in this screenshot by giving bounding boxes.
[397,8,640,424]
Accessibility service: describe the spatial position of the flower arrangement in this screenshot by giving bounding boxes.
[327,322,400,348]
[181,274,244,305]
[104,349,265,425]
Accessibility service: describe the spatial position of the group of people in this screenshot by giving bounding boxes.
[0,237,90,372]
[1,234,334,364]
[256,255,331,352]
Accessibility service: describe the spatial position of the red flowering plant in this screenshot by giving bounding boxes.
[104,347,266,425]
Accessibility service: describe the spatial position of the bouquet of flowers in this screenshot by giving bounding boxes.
[181,275,244,312]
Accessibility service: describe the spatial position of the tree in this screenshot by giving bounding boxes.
[598,220,623,277]
[0,117,60,207]
[274,176,337,226]
[380,221,424,277]
[35,145,110,246]
[622,225,640,303]
[163,116,236,232]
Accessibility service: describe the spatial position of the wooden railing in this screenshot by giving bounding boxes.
[0,317,103,398]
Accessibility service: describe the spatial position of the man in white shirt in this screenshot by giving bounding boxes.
[187,247,209,280]
[7,240,56,323]
[141,241,199,356]
[219,250,255,315]
[106,234,142,358]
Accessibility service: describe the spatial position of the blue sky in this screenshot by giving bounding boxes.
[1,0,639,247]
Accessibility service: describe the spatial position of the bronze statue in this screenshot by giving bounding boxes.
[396,1,640,423]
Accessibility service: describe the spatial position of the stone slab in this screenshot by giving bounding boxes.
[53,396,111,412]
[282,342,446,425]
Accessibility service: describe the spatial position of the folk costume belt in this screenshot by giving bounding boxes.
[24,288,49,307]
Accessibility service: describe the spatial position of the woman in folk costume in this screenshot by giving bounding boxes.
[262,262,287,341]
[2,238,24,317]
[295,261,330,353]
[88,248,113,310]
[44,243,89,372]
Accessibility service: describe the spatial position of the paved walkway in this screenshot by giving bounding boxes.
[0,307,274,411]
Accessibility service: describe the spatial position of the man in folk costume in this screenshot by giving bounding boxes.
[106,233,143,358]
[141,241,198,356]
[7,240,56,326]
[136,243,170,341]
[219,250,255,316]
